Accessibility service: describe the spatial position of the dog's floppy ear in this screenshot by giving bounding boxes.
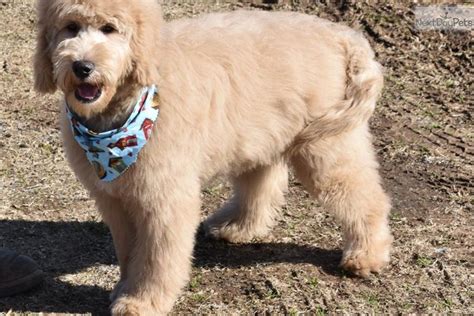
[33,1,56,93]
[130,1,163,86]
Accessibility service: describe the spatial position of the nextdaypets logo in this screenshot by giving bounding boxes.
[415,5,473,31]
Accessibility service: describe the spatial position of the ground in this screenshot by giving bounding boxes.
[0,0,472,315]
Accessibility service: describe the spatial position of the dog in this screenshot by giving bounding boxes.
[34,0,392,314]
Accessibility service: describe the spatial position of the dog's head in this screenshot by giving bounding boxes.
[34,0,162,118]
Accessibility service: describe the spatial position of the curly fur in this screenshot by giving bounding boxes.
[34,0,392,314]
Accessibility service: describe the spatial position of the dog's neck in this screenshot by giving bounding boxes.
[79,82,142,133]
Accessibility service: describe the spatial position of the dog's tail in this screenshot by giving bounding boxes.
[295,30,383,144]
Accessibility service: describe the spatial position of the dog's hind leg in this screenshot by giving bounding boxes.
[204,159,288,243]
[291,124,392,277]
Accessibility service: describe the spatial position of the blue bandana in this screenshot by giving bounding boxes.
[67,85,159,182]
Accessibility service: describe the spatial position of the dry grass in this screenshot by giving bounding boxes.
[0,1,472,315]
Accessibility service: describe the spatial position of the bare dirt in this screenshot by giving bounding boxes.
[0,0,472,315]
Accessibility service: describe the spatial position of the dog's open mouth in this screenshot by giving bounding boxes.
[75,83,102,103]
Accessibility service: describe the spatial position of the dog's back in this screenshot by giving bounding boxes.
[160,10,382,175]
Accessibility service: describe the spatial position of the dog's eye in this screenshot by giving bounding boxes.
[100,24,117,34]
[65,22,80,35]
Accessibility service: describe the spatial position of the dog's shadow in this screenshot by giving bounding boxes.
[0,220,341,314]
[194,226,342,272]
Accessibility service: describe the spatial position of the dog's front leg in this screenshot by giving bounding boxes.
[95,195,135,302]
[110,176,201,316]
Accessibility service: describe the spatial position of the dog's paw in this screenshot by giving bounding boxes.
[340,228,393,277]
[204,204,274,243]
[111,296,161,316]
[204,216,270,243]
[340,253,388,277]
[110,297,141,316]
[204,220,250,243]
[340,241,391,277]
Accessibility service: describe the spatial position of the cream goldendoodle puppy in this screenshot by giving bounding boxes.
[34,0,392,314]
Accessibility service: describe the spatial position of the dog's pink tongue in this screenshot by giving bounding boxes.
[77,83,99,100]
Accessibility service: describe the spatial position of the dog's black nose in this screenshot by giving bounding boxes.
[72,60,95,79]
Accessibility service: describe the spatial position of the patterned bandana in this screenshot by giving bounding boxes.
[66,85,159,182]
